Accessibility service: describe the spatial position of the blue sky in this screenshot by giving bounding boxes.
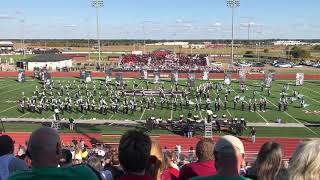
[0,0,320,39]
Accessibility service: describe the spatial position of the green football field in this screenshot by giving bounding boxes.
[0,76,320,125]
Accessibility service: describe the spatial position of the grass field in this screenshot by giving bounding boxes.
[2,122,320,138]
[0,76,319,137]
[0,76,319,125]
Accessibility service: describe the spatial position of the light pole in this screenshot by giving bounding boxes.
[91,0,104,66]
[226,0,240,65]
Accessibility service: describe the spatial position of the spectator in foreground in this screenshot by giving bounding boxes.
[146,140,164,180]
[59,149,73,167]
[179,138,216,180]
[288,139,320,180]
[246,141,287,180]
[191,135,250,180]
[161,151,179,180]
[0,135,28,180]
[116,130,152,180]
[8,127,100,180]
[88,157,112,180]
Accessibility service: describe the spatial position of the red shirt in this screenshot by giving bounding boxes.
[178,160,217,180]
[116,174,153,180]
[161,167,180,180]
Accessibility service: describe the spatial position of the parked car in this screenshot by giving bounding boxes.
[276,63,293,68]
[211,62,223,67]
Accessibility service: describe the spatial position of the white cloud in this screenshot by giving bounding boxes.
[64,24,78,28]
[0,15,15,20]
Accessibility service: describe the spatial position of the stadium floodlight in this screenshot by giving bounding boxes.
[226,0,240,65]
[91,0,104,66]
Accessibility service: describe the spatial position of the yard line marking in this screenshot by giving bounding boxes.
[79,114,85,119]
[108,114,114,121]
[256,111,269,124]
[229,85,270,124]
[245,86,318,135]
[0,84,19,90]
[301,86,320,96]
[140,109,146,121]
[0,84,35,95]
[226,109,232,117]
[304,95,320,104]
[199,111,203,119]
[0,105,17,114]
[170,102,174,120]
[284,111,318,136]
[18,112,30,118]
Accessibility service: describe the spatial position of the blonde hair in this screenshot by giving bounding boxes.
[289,139,320,180]
[146,140,164,180]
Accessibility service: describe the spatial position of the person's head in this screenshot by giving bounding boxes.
[27,127,61,167]
[59,149,72,167]
[214,135,245,176]
[118,130,151,174]
[87,157,102,172]
[289,139,320,180]
[196,138,215,161]
[163,151,174,170]
[146,140,163,180]
[0,135,15,156]
[254,141,283,180]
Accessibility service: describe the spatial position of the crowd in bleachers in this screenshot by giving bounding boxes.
[119,51,224,72]
[1,128,320,180]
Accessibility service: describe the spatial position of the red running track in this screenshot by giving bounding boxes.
[159,135,302,162]
[2,132,102,149]
[1,71,320,79]
[2,131,302,162]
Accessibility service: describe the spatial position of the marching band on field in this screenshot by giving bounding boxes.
[18,75,307,123]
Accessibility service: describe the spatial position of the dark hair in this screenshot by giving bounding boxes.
[61,149,72,164]
[118,130,151,173]
[0,135,14,156]
[196,138,215,161]
[254,141,282,180]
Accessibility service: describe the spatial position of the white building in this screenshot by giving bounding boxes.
[17,54,73,71]
[146,42,189,46]
[273,41,309,46]
[0,41,14,51]
[190,44,206,49]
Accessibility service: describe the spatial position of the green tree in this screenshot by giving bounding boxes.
[289,46,311,58]
[245,50,254,55]
[263,48,269,53]
[313,45,320,50]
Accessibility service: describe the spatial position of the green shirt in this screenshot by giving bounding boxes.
[191,174,251,180]
[8,165,99,180]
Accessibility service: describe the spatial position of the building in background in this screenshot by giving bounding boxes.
[16,54,72,71]
[0,41,14,51]
[273,41,309,46]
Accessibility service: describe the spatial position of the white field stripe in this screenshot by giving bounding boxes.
[226,109,232,117]
[18,112,30,118]
[302,86,320,96]
[108,114,114,121]
[245,86,318,135]
[284,111,318,136]
[0,105,17,114]
[0,83,20,90]
[303,95,320,104]
[256,111,269,124]
[0,84,35,95]
[170,102,174,120]
[140,109,146,120]
[79,114,85,119]
[229,85,269,124]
